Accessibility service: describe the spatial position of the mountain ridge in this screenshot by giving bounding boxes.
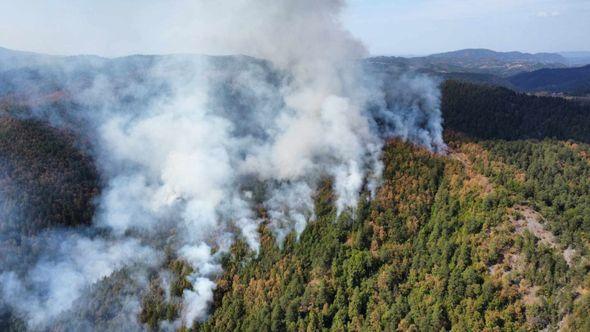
[427,48,567,64]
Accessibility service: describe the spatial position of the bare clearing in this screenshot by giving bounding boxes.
[511,205,558,249]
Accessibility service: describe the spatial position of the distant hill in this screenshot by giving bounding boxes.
[365,57,511,87]
[508,65,590,95]
[368,50,590,94]
[419,49,568,76]
[0,46,107,72]
[0,47,53,71]
[560,51,590,66]
[429,49,567,64]
[442,80,590,142]
[368,49,568,80]
[0,46,575,95]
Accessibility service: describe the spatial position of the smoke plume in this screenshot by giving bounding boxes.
[0,0,445,330]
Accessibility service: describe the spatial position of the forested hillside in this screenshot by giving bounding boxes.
[509,65,590,96]
[130,80,590,329]
[1,77,590,331]
[442,80,590,143]
[173,137,590,331]
[0,116,99,234]
[178,81,590,331]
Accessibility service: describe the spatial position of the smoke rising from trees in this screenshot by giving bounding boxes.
[0,1,444,329]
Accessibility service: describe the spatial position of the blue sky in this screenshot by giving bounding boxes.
[0,0,588,56]
[344,0,590,55]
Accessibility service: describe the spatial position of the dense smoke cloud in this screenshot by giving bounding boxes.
[1,234,159,327]
[0,0,445,330]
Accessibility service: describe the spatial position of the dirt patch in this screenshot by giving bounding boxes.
[563,247,577,267]
[489,252,524,278]
[510,205,579,268]
[522,285,541,305]
[511,205,558,249]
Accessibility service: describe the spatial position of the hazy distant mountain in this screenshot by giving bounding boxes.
[2,45,587,100]
[0,46,572,86]
[419,49,568,76]
[509,64,590,95]
[368,49,569,78]
[375,49,590,94]
[0,46,109,75]
[0,47,53,70]
[428,49,567,64]
[560,51,590,66]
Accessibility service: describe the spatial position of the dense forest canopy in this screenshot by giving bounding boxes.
[0,117,99,234]
[442,80,590,143]
[508,65,590,96]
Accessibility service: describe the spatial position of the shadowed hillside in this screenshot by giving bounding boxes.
[509,65,590,96]
[0,116,99,234]
[441,80,590,143]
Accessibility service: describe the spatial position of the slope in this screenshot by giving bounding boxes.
[509,65,590,96]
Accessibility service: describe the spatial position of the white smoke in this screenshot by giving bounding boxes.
[0,0,445,330]
[0,233,159,328]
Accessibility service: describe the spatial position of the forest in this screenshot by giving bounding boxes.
[1,80,590,331]
[441,80,590,143]
[0,117,98,234]
[135,82,590,331]
[179,138,590,331]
